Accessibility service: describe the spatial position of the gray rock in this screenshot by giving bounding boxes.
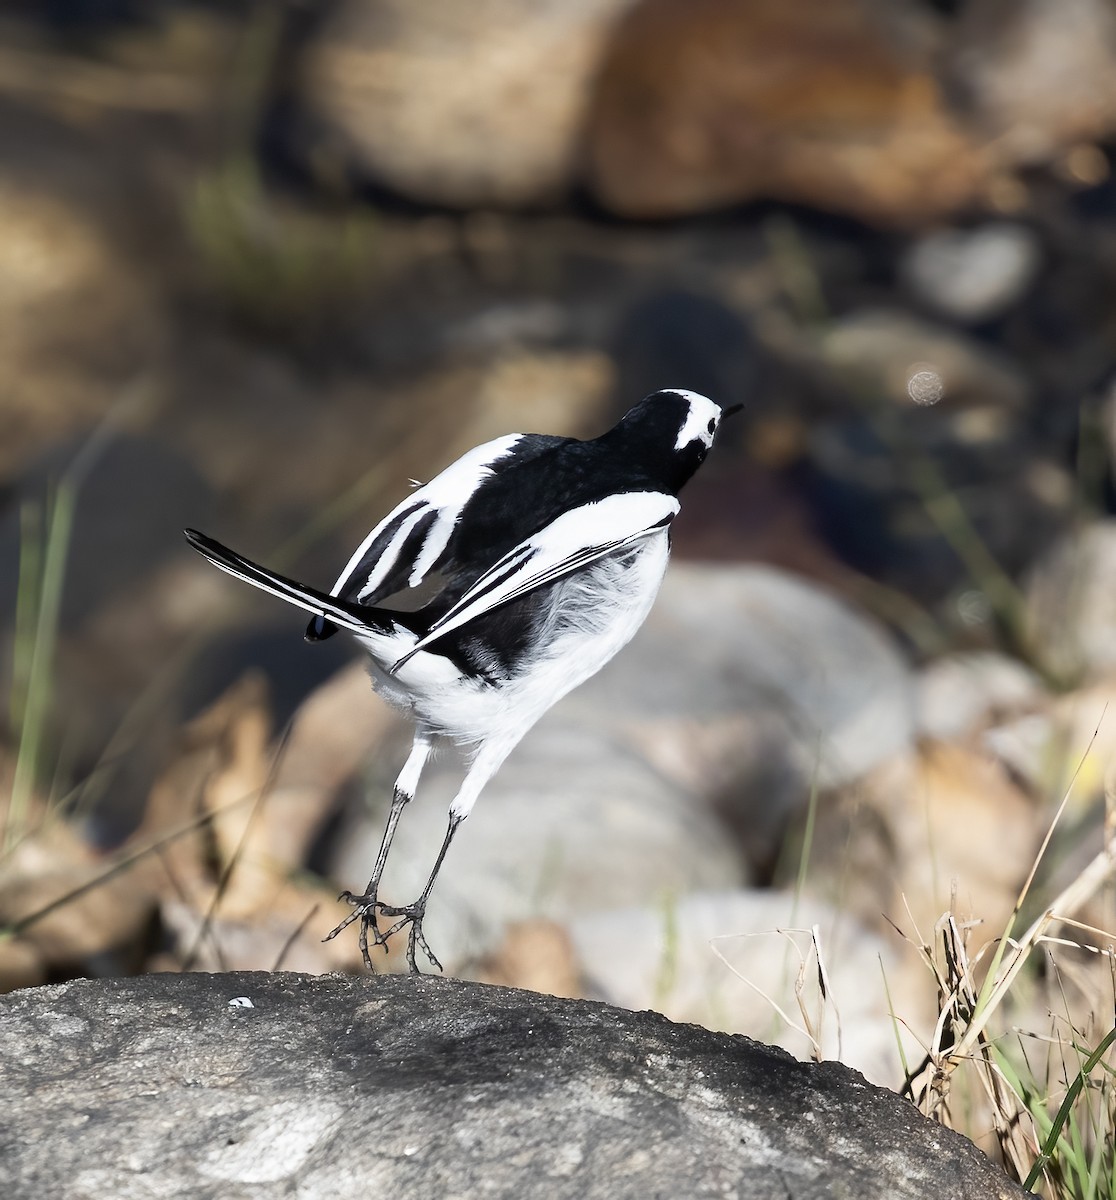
[0,971,1033,1199]
[915,651,1046,741]
[332,564,911,966]
[950,0,1116,164]
[901,223,1041,323]
[1025,519,1116,682]
[821,309,1030,413]
[591,562,916,788]
[334,716,748,966]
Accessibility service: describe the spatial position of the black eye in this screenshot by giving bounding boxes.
[707,419,716,434]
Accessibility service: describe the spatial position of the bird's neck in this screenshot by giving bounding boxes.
[595,425,705,495]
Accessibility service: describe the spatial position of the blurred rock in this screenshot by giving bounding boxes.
[901,223,1042,323]
[951,0,1116,169]
[567,889,929,1087]
[125,667,393,973]
[572,561,914,867]
[806,310,1074,596]
[331,562,914,969]
[159,885,365,975]
[586,0,984,225]
[472,917,582,998]
[292,0,637,206]
[577,563,915,791]
[1025,519,1116,682]
[331,716,748,970]
[623,561,915,864]
[983,680,1116,813]
[0,179,162,478]
[831,742,1039,940]
[915,651,1046,742]
[0,820,154,977]
[263,661,400,868]
[821,309,1029,412]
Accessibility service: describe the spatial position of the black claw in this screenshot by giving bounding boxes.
[413,927,443,974]
[377,900,440,974]
[326,890,444,973]
[323,891,391,966]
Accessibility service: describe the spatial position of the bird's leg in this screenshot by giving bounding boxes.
[378,811,464,974]
[377,733,517,974]
[324,730,433,968]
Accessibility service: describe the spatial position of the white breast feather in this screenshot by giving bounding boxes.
[411,530,671,753]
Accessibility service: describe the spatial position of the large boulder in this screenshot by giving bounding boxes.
[585,0,982,225]
[0,972,1031,1199]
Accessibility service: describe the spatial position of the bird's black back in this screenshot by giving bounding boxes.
[439,392,710,590]
[330,390,715,679]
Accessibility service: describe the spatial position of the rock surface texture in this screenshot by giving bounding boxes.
[0,972,1032,1199]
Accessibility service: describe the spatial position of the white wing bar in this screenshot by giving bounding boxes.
[330,433,525,602]
[392,490,678,670]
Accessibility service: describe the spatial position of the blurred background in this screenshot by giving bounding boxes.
[2,0,1116,1152]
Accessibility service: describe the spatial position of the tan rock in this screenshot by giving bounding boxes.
[857,742,1039,940]
[0,820,154,970]
[952,0,1116,167]
[473,918,583,998]
[586,0,984,225]
[297,0,638,206]
[0,180,160,476]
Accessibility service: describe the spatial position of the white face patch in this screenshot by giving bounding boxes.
[671,390,722,451]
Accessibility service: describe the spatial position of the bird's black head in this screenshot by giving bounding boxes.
[609,389,736,492]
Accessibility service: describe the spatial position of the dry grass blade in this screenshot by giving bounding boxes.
[710,927,842,1061]
[271,903,321,973]
[2,787,261,940]
[180,716,294,971]
[894,743,1116,1193]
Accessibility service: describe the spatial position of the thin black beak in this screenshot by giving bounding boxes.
[721,403,745,419]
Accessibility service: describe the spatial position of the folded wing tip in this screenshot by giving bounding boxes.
[389,650,416,674]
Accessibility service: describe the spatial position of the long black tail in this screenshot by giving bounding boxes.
[184,529,389,641]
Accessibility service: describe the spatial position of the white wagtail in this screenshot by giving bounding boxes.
[185,388,737,972]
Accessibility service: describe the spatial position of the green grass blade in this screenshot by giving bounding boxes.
[6,478,76,850]
[1022,1024,1116,1193]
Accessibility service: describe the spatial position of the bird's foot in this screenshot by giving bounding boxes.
[377,897,443,975]
[323,890,391,970]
